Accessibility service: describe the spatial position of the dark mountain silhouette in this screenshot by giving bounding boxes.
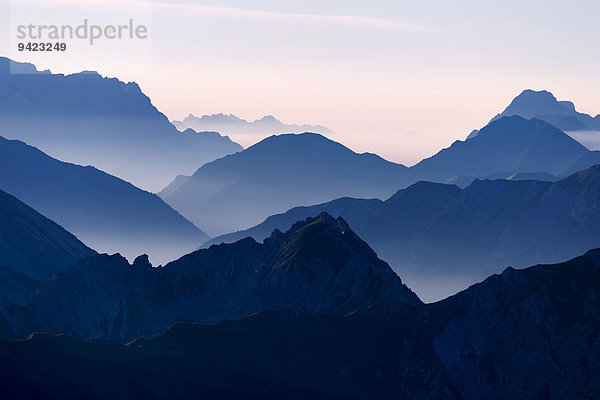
[487,89,600,132]
[159,133,411,235]
[445,171,562,188]
[410,116,590,182]
[172,113,333,137]
[3,213,418,342]
[0,136,208,265]
[206,165,600,301]
[0,188,95,281]
[0,58,242,191]
[1,248,599,399]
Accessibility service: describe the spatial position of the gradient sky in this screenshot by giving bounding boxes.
[2,0,599,164]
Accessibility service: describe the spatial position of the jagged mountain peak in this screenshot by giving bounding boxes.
[13,214,419,341]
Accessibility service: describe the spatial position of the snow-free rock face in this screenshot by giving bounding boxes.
[15,213,419,342]
[1,249,600,399]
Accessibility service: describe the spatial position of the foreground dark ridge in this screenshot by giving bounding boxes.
[0,213,418,342]
[1,248,599,399]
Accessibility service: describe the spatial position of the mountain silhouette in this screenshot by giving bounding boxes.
[4,213,418,342]
[0,136,208,265]
[0,58,242,191]
[172,113,333,137]
[0,188,95,282]
[411,116,590,182]
[159,133,411,235]
[1,248,599,399]
[162,117,600,237]
[206,165,600,301]
[486,89,600,132]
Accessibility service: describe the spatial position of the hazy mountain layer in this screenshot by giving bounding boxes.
[2,213,418,342]
[411,116,590,182]
[0,188,95,281]
[1,248,598,399]
[162,116,599,236]
[160,133,411,235]
[489,89,600,132]
[206,165,600,301]
[173,113,333,137]
[0,58,242,191]
[0,136,207,265]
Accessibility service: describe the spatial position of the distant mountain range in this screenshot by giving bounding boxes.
[162,116,600,236]
[0,136,207,265]
[172,113,333,138]
[159,133,410,236]
[0,58,242,191]
[1,246,599,399]
[1,213,418,342]
[206,165,600,301]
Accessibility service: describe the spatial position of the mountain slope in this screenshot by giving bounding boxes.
[0,136,208,265]
[159,133,410,235]
[489,89,600,131]
[1,249,599,399]
[0,188,95,281]
[411,116,589,182]
[161,117,597,238]
[207,165,600,301]
[0,58,242,191]
[10,213,418,341]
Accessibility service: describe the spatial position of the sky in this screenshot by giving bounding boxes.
[2,0,599,165]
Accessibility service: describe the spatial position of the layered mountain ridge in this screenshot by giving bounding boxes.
[0,135,207,265]
[172,113,333,138]
[0,57,242,191]
[2,213,418,342]
[162,116,599,236]
[206,164,600,301]
[1,248,598,399]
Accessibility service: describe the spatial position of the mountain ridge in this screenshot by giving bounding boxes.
[205,164,600,301]
[0,135,208,265]
[1,248,599,399]
[0,57,243,191]
[3,213,418,342]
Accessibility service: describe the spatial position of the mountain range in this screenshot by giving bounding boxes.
[206,164,600,301]
[162,116,600,236]
[159,133,411,235]
[489,89,600,132]
[0,58,242,191]
[172,113,333,138]
[411,115,591,182]
[0,213,418,342]
[0,135,207,265]
[0,246,598,399]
